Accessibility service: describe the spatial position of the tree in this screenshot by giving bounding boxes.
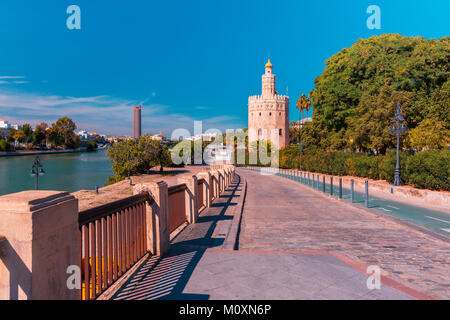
[6,128,16,143]
[407,118,449,151]
[47,124,64,146]
[21,124,33,143]
[54,117,79,149]
[0,139,11,151]
[308,34,449,153]
[13,130,26,143]
[32,122,48,146]
[86,140,97,151]
[106,135,174,183]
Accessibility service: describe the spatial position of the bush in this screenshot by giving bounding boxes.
[379,150,410,183]
[86,140,97,151]
[405,150,449,191]
[277,146,449,191]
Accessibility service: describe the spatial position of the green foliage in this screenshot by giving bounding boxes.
[106,135,174,182]
[21,124,33,143]
[86,140,97,151]
[407,118,449,151]
[278,146,449,191]
[32,123,48,146]
[308,34,450,154]
[404,150,449,191]
[0,139,11,151]
[13,130,26,143]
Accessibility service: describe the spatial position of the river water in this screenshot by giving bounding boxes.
[0,149,113,196]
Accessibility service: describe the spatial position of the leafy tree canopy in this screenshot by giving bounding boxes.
[308,34,449,154]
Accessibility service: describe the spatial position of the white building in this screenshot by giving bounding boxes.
[0,119,10,139]
[185,132,219,141]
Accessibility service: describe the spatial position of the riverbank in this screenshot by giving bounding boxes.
[0,149,113,196]
[0,145,108,157]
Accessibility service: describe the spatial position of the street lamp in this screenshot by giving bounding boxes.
[389,102,408,186]
[30,156,45,190]
[127,150,131,184]
[296,94,311,172]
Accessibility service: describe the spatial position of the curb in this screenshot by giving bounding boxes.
[222,175,247,250]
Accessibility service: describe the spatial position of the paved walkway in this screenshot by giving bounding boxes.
[238,169,449,299]
[109,169,450,300]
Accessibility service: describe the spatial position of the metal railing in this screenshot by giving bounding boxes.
[246,166,370,208]
[168,184,187,233]
[78,192,151,300]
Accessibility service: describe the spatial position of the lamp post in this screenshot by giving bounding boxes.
[127,149,131,184]
[296,94,311,172]
[389,103,408,186]
[30,156,45,190]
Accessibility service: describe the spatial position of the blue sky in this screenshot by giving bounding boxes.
[0,0,448,136]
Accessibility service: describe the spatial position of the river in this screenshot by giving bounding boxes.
[0,149,113,196]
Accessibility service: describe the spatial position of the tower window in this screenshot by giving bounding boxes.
[279,112,281,116]
[269,112,272,116]
[258,128,262,136]
[259,112,261,116]
[279,129,282,136]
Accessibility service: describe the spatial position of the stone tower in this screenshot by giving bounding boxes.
[248,59,289,149]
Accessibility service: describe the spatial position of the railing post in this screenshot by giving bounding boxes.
[312,174,315,188]
[146,181,170,256]
[198,172,212,208]
[323,176,326,192]
[317,175,320,190]
[178,175,199,224]
[330,176,333,196]
[351,179,354,203]
[339,177,343,199]
[0,191,79,300]
[365,180,369,208]
[211,170,220,199]
[218,169,225,193]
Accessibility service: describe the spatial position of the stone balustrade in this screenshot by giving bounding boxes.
[0,165,235,300]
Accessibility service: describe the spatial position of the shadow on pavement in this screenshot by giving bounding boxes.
[111,175,241,300]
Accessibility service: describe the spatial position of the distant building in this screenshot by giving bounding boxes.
[108,136,133,143]
[151,132,166,141]
[77,130,107,143]
[133,106,142,139]
[0,119,10,139]
[185,132,219,141]
[290,118,312,128]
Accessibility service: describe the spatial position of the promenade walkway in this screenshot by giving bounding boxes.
[109,169,449,300]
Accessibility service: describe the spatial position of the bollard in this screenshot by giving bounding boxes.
[365,180,369,208]
[351,179,354,203]
[308,173,310,186]
[322,176,325,192]
[317,175,320,190]
[95,186,99,194]
[339,178,342,199]
[312,174,315,188]
[330,176,333,196]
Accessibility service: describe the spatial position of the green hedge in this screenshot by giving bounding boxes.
[278,146,449,191]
